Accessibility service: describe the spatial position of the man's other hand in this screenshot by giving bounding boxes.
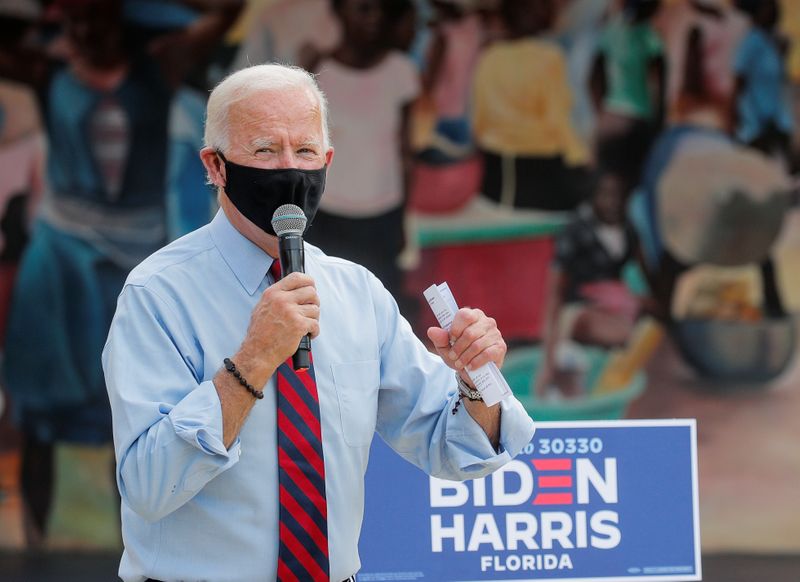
[426,308,506,373]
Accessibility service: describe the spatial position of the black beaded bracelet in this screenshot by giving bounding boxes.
[223,358,264,399]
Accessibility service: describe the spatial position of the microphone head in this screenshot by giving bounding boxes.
[271,204,308,236]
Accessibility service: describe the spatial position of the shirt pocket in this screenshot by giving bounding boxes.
[331,360,380,447]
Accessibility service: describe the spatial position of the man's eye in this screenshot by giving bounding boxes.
[256,144,280,154]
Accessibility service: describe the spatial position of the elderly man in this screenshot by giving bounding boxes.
[102,64,535,582]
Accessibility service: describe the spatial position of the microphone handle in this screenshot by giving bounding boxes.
[278,234,312,371]
[293,337,311,370]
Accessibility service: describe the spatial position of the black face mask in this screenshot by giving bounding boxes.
[218,152,326,236]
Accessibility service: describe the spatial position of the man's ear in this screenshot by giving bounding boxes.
[324,147,335,167]
[200,147,226,188]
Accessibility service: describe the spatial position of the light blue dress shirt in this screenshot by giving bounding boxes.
[102,210,536,582]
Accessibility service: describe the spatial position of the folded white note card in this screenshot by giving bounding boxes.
[423,282,512,407]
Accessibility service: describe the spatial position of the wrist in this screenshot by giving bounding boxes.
[462,397,502,452]
[223,358,264,399]
[455,373,482,402]
[231,345,279,388]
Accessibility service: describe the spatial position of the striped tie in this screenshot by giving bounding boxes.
[270,260,330,581]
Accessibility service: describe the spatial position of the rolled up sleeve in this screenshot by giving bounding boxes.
[103,285,240,522]
[443,391,535,476]
[168,380,234,456]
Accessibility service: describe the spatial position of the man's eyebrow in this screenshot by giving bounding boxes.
[297,139,322,148]
[250,138,275,149]
[249,138,321,149]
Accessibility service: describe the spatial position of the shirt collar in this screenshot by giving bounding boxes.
[209,209,278,295]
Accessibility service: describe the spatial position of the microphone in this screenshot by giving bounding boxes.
[271,204,311,371]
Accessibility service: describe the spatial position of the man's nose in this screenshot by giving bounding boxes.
[276,149,299,168]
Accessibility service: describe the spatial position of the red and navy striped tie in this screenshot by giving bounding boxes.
[270,260,330,581]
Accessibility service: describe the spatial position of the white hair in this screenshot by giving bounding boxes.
[204,63,331,153]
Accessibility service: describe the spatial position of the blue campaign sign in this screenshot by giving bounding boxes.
[359,420,700,582]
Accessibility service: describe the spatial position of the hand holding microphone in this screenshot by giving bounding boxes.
[233,204,317,380]
[271,204,313,370]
